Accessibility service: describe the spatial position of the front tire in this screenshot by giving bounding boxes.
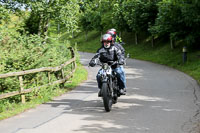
[102,82,112,112]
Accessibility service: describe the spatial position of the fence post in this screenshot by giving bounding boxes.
[19,76,25,103]
[71,62,73,72]
[48,72,51,83]
[61,68,65,79]
[61,68,65,87]
[74,60,76,70]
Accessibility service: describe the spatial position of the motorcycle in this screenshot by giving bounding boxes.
[97,61,121,112]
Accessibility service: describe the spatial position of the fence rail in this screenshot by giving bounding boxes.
[0,47,76,103]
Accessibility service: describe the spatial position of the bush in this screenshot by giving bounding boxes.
[0,26,73,112]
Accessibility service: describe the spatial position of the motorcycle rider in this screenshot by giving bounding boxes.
[106,29,126,93]
[107,28,125,45]
[89,34,126,95]
[107,29,125,57]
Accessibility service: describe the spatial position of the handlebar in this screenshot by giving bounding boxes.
[89,58,119,67]
[96,61,118,66]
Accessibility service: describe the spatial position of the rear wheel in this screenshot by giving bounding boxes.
[102,82,112,112]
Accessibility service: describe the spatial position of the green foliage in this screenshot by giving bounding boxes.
[79,0,114,33]
[180,0,200,46]
[149,0,184,39]
[73,29,200,85]
[98,0,113,31]
[57,0,80,34]
[0,25,72,73]
[0,1,87,119]
[112,1,129,32]
[8,0,81,39]
[149,0,200,47]
[2,0,200,47]
[123,0,159,33]
[69,30,101,53]
[78,0,200,47]
[0,25,73,112]
[0,5,10,24]
[24,12,40,34]
[0,64,87,120]
[79,3,96,33]
[86,1,104,31]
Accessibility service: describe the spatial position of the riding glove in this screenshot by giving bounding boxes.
[89,60,96,67]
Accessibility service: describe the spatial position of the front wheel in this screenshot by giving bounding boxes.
[102,82,112,112]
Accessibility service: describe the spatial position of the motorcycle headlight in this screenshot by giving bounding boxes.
[102,63,109,70]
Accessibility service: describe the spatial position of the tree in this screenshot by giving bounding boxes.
[98,0,113,32]
[180,0,200,47]
[79,0,112,35]
[79,2,95,40]
[112,0,129,36]
[1,0,80,42]
[123,0,159,45]
[0,4,10,25]
[149,0,185,49]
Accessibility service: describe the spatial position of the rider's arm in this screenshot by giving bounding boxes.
[114,46,125,65]
[91,48,101,60]
[116,42,125,59]
[89,48,101,67]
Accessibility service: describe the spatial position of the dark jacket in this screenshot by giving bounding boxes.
[91,45,124,69]
[114,42,125,59]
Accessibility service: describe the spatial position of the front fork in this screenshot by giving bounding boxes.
[101,75,113,96]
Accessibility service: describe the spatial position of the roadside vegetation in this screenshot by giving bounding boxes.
[0,1,87,120]
[72,0,200,84]
[70,30,200,84]
[0,64,87,120]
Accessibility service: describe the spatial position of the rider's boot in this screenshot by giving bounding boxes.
[120,88,126,95]
[98,89,102,97]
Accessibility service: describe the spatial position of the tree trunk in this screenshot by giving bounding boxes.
[57,23,60,34]
[38,14,43,36]
[43,18,49,44]
[119,31,122,37]
[72,30,74,38]
[135,32,138,45]
[85,31,88,41]
[151,36,154,47]
[170,37,175,49]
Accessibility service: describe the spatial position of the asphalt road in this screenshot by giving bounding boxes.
[0,52,200,133]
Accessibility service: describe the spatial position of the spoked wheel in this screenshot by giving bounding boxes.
[102,82,112,112]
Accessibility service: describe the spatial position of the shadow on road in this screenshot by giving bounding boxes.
[42,63,186,133]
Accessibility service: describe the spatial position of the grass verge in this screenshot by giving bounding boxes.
[0,63,87,120]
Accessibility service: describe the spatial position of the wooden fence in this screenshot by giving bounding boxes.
[0,47,76,103]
